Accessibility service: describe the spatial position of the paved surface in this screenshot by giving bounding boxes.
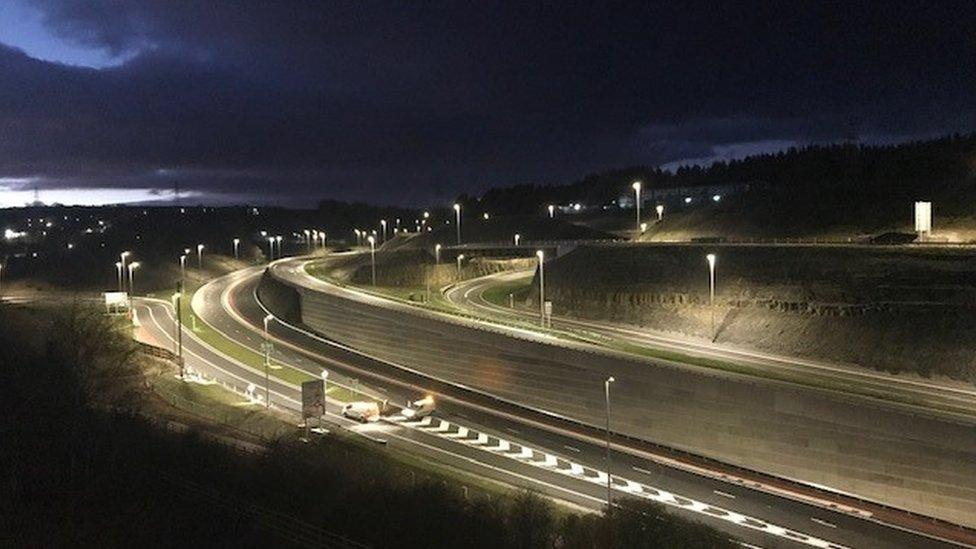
[166,268,966,548]
[262,255,976,542]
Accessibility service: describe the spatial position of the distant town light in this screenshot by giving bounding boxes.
[684,197,692,204]
[712,194,721,202]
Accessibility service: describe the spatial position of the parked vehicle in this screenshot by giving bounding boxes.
[401,395,436,419]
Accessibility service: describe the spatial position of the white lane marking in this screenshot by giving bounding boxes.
[394,414,848,549]
[714,490,737,500]
[811,518,837,529]
[564,445,581,453]
[632,466,656,476]
[505,427,520,434]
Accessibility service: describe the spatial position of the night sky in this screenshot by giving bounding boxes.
[1,1,974,207]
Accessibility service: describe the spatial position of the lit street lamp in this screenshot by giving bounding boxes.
[127,262,140,295]
[275,235,282,258]
[321,369,329,424]
[367,235,377,286]
[632,181,642,234]
[263,314,274,409]
[547,204,555,219]
[456,254,465,277]
[233,237,240,260]
[604,376,615,513]
[267,237,275,261]
[196,244,204,269]
[179,254,187,284]
[120,251,130,282]
[536,250,545,327]
[514,233,520,247]
[656,204,664,221]
[435,244,442,264]
[115,261,123,292]
[171,289,184,380]
[453,203,462,245]
[706,253,717,341]
[380,219,387,243]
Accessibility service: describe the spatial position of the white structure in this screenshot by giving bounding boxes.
[914,201,932,236]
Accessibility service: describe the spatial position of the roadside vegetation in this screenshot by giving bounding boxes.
[0,302,735,547]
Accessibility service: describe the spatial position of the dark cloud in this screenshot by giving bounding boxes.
[1,0,975,206]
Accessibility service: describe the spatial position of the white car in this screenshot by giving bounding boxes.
[342,401,380,423]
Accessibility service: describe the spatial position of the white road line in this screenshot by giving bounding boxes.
[564,445,581,453]
[714,490,737,500]
[632,466,655,476]
[811,518,838,529]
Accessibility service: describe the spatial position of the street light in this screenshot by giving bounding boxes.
[263,313,274,409]
[632,181,642,234]
[380,219,387,243]
[514,233,520,247]
[456,254,465,277]
[127,262,140,295]
[435,244,442,264]
[536,250,545,327]
[196,244,204,269]
[115,261,123,292]
[367,235,376,286]
[233,237,240,260]
[656,204,664,221]
[321,369,329,425]
[275,235,282,257]
[179,254,187,283]
[547,204,555,219]
[453,203,461,245]
[706,253,717,341]
[120,251,130,282]
[171,289,184,380]
[482,212,490,220]
[604,376,615,513]
[0,263,4,301]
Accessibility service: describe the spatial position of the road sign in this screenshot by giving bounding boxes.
[302,379,325,419]
[104,291,128,313]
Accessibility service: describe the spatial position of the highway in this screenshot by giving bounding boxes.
[444,269,976,419]
[163,262,973,547]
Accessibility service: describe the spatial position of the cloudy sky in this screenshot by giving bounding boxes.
[0,1,974,207]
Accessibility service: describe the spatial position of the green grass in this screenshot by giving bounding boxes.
[481,277,532,308]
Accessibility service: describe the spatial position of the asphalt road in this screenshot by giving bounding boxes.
[444,269,976,419]
[169,265,969,548]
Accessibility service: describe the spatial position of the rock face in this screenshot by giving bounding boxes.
[534,244,976,381]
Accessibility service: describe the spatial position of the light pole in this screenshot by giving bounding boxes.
[263,314,273,409]
[120,251,130,283]
[536,250,545,327]
[380,219,387,243]
[453,203,461,245]
[514,233,520,247]
[233,238,240,260]
[656,204,664,221]
[706,253,717,341]
[547,204,555,219]
[179,254,187,284]
[267,237,275,261]
[368,236,376,286]
[604,376,615,514]
[275,235,282,258]
[456,254,464,277]
[0,263,3,301]
[435,244,442,264]
[115,261,123,292]
[632,181,642,234]
[172,288,184,380]
[127,262,140,295]
[321,369,329,426]
[196,244,204,269]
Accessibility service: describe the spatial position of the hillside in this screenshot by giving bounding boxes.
[532,243,976,382]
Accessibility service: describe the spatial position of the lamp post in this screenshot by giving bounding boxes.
[547,204,555,219]
[453,203,461,245]
[456,254,464,277]
[706,253,716,341]
[604,376,615,514]
[196,244,204,269]
[115,261,123,292]
[656,204,664,221]
[0,263,4,301]
[233,238,240,260]
[368,236,376,286]
[514,233,520,247]
[380,219,387,243]
[120,251,130,283]
[435,244,442,264]
[632,181,642,234]
[179,254,186,284]
[321,369,329,425]
[172,288,184,380]
[263,314,273,409]
[127,262,140,295]
[536,250,545,327]
[275,235,282,258]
